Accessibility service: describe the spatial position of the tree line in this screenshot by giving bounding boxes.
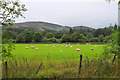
[2,24,117,43]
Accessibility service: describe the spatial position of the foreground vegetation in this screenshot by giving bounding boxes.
[2,57,119,78]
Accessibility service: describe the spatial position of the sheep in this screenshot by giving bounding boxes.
[66,46,68,48]
[76,48,80,51]
[70,46,72,48]
[91,48,93,50]
[53,46,55,48]
[36,48,38,50]
[25,47,29,49]
[8,48,10,50]
[31,46,34,48]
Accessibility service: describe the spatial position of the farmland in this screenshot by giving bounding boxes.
[12,44,105,61]
[3,44,119,78]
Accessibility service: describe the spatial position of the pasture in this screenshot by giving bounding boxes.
[12,44,105,62]
[3,44,119,78]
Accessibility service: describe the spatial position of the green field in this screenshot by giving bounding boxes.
[3,44,119,78]
[12,44,105,62]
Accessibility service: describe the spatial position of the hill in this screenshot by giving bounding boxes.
[4,21,94,32]
[72,26,94,30]
[12,21,70,32]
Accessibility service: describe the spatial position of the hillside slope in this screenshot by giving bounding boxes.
[5,21,94,32]
[13,21,70,32]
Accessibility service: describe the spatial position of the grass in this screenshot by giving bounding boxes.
[12,44,105,61]
[2,43,119,78]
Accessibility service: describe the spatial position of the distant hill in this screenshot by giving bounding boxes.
[72,26,94,30]
[12,21,70,32]
[4,21,94,32]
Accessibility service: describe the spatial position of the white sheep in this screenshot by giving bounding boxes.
[53,46,55,48]
[70,46,72,48]
[36,48,38,50]
[8,48,10,50]
[25,47,29,49]
[31,46,34,48]
[76,48,80,51]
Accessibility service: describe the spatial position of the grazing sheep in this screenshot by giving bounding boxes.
[70,46,72,48]
[31,46,34,48]
[91,48,93,50]
[76,48,80,51]
[36,48,38,50]
[66,46,68,48]
[25,47,29,49]
[53,46,55,48]
[8,48,10,50]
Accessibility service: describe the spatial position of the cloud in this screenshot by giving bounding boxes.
[20,0,107,2]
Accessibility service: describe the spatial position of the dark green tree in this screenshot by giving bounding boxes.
[45,32,54,39]
[2,30,17,39]
[86,33,93,42]
[114,23,118,30]
[33,32,43,42]
[61,33,70,42]
[16,33,25,43]
[98,35,104,42]
[24,31,33,43]
[71,32,85,42]
[49,37,57,43]
[69,28,74,34]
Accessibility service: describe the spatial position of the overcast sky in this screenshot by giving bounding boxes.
[16,0,118,28]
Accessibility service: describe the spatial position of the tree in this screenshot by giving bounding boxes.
[86,33,93,42]
[33,32,43,42]
[49,37,57,43]
[71,32,85,42]
[114,23,118,30]
[0,0,27,25]
[16,33,25,43]
[2,30,17,39]
[0,0,27,59]
[45,32,54,39]
[54,32,63,39]
[24,31,33,43]
[104,35,112,43]
[61,33,70,42]
[69,28,74,34]
[91,37,99,42]
[98,35,104,42]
